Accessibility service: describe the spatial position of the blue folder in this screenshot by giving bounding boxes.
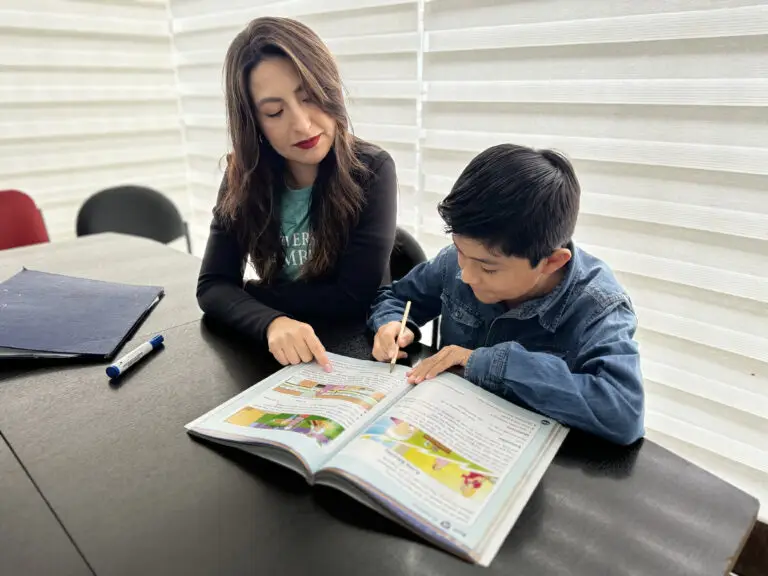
[0,269,163,359]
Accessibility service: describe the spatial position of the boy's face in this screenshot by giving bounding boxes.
[453,235,571,306]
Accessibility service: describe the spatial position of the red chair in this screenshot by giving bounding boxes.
[0,190,50,250]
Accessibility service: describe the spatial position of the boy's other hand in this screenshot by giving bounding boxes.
[372,321,415,362]
[407,346,472,384]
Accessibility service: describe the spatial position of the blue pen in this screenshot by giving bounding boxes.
[106,335,164,379]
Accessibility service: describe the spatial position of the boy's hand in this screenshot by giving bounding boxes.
[407,346,472,384]
[372,321,415,362]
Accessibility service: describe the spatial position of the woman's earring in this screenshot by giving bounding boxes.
[258,133,263,144]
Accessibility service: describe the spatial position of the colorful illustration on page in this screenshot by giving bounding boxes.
[226,406,344,445]
[273,378,386,411]
[360,416,497,502]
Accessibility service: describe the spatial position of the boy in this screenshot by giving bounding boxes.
[369,144,644,445]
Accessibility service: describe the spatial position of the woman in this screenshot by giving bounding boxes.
[197,17,398,371]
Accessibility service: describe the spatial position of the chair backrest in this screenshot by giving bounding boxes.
[76,185,186,245]
[389,227,441,347]
[0,190,50,250]
[390,227,427,281]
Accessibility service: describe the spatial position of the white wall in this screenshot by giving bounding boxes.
[0,0,188,243]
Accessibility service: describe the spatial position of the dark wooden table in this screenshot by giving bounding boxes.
[0,436,91,576]
[0,234,759,576]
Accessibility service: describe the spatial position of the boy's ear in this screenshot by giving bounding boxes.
[542,247,571,275]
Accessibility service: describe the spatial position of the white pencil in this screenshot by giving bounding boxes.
[390,300,412,373]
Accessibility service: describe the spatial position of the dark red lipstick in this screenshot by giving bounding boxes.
[294,134,321,150]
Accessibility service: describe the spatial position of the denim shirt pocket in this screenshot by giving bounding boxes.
[440,292,483,348]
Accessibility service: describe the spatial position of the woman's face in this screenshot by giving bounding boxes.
[249,57,336,170]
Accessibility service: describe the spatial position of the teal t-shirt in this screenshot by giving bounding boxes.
[280,185,313,280]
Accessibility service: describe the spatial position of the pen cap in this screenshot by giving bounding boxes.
[149,334,164,348]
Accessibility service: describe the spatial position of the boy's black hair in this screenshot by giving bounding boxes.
[437,143,580,267]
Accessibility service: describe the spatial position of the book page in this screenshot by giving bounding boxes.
[185,353,412,474]
[321,372,564,553]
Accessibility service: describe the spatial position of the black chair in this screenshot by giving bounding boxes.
[389,227,439,346]
[390,226,427,281]
[76,185,191,253]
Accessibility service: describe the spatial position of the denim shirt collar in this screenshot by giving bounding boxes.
[499,242,580,333]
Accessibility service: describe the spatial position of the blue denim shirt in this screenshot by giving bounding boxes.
[368,243,645,445]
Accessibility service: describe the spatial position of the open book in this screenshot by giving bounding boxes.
[185,352,568,566]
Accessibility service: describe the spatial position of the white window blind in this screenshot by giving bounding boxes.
[420,0,768,520]
[0,0,188,243]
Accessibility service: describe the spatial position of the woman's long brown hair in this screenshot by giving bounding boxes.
[216,17,366,282]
